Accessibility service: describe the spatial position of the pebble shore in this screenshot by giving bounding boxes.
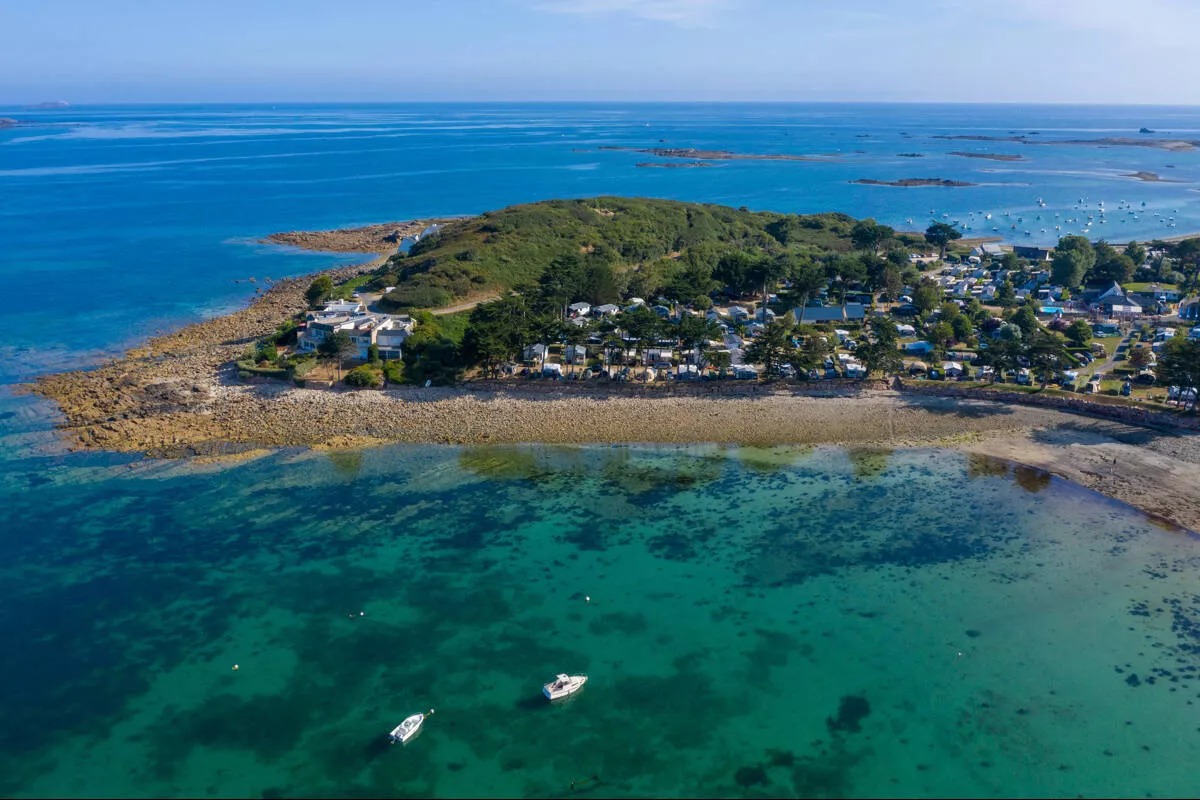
[23,251,1200,534]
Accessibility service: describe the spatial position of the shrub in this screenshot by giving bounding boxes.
[382,360,404,384]
[344,365,383,388]
[383,284,453,309]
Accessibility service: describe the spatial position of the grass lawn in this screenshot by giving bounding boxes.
[329,275,371,300]
[1124,282,1179,293]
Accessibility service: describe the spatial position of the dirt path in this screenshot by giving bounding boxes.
[430,295,500,315]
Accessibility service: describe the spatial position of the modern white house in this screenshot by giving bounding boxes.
[568,302,591,317]
[1093,282,1143,317]
[320,299,366,315]
[593,303,620,317]
[297,313,404,360]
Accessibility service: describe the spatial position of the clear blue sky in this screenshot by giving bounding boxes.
[3,0,1198,104]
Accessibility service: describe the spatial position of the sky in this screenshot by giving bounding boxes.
[2,0,1199,104]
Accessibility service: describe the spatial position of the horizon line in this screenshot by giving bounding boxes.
[5,99,1200,109]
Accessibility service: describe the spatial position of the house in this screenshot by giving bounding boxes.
[568,302,591,317]
[297,312,400,359]
[834,329,851,344]
[375,326,409,361]
[980,243,1006,259]
[728,305,752,322]
[593,304,620,317]
[565,344,588,364]
[1092,282,1143,317]
[895,323,917,337]
[1013,245,1052,262]
[646,348,675,365]
[523,343,548,363]
[793,303,866,324]
[321,299,365,315]
[979,285,998,301]
[651,304,672,318]
[902,341,934,354]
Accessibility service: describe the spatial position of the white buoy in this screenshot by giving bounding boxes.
[232,664,239,671]
[585,596,591,603]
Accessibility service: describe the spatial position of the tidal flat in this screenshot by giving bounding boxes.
[3,443,1200,797]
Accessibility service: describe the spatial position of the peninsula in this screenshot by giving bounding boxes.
[26,197,1200,533]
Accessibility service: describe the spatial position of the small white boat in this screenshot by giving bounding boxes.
[543,673,587,700]
[388,711,428,744]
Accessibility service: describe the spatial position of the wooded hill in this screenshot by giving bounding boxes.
[366,197,899,309]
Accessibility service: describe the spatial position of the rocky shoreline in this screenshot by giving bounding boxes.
[264,218,457,253]
[22,248,1200,534]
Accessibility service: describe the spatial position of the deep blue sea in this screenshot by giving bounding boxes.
[4,104,1200,797]
[3,102,1200,383]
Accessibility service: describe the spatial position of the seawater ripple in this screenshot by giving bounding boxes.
[0,444,1198,797]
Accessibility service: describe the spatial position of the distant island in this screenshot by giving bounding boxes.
[948,151,1025,162]
[26,100,69,109]
[636,161,717,168]
[851,178,977,187]
[598,146,836,162]
[934,134,1200,152]
[1123,171,1185,183]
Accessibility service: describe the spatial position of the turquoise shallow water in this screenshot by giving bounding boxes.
[3,443,1199,798]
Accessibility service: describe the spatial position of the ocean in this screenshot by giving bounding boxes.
[3,104,1200,797]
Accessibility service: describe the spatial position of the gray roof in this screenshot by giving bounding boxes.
[794,303,866,323]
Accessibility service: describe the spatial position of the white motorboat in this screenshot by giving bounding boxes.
[543,673,587,700]
[388,711,428,744]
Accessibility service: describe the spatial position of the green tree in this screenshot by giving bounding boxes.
[743,320,794,378]
[305,275,334,307]
[879,265,904,303]
[318,330,356,380]
[677,314,721,356]
[366,343,380,363]
[913,278,943,315]
[1065,319,1093,348]
[925,222,962,258]
[706,349,733,378]
[1051,236,1096,289]
[1158,338,1200,410]
[1025,332,1070,387]
[1011,305,1040,338]
[979,337,1022,382]
[461,293,532,375]
[857,317,902,377]
[1125,240,1147,268]
[951,314,974,341]
[1091,241,1137,284]
[788,325,831,375]
[1128,345,1152,370]
[851,219,894,253]
[996,280,1017,308]
[622,306,663,375]
[929,320,955,351]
